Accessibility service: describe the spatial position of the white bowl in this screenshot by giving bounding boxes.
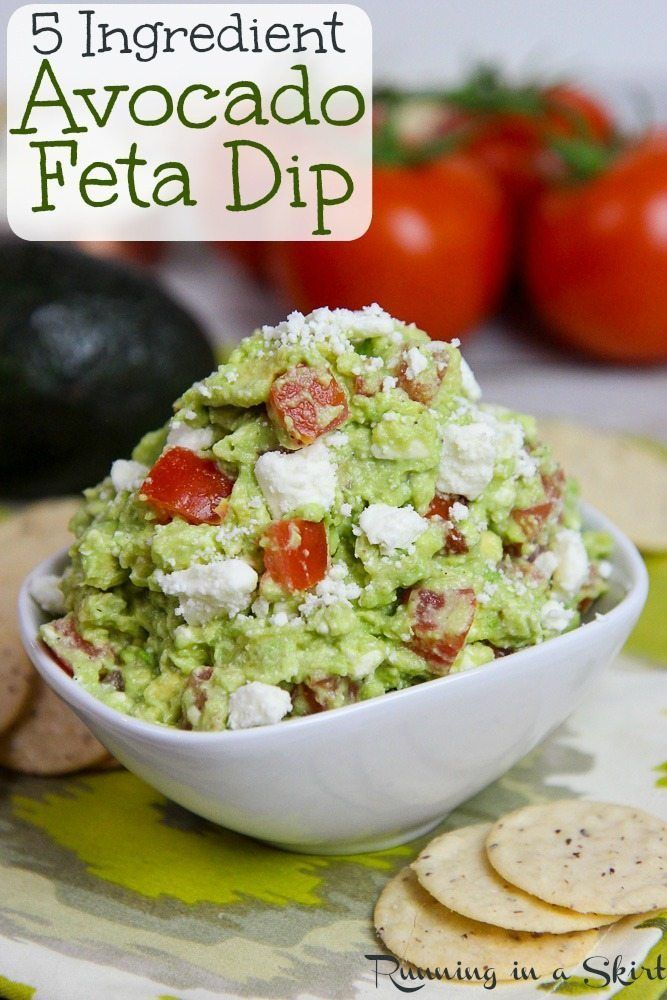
[19,504,647,854]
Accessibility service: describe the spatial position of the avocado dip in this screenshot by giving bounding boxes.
[35,305,612,731]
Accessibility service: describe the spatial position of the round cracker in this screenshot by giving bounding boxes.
[0,498,79,733]
[0,675,109,775]
[412,824,616,933]
[94,754,122,771]
[486,801,667,916]
[374,867,599,981]
[538,419,667,552]
[0,638,35,734]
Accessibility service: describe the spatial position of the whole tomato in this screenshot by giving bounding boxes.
[269,154,511,342]
[523,135,667,364]
[462,84,613,208]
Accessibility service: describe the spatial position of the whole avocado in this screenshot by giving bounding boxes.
[0,242,216,499]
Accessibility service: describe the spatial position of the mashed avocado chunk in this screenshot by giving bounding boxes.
[38,305,611,731]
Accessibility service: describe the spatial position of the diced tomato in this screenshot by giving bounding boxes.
[354,372,382,397]
[542,468,565,519]
[268,365,348,446]
[426,495,469,554]
[262,519,328,592]
[42,642,74,677]
[407,587,476,673]
[186,666,213,712]
[293,676,359,714]
[510,468,565,541]
[140,446,234,525]
[396,349,448,405]
[44,615,107,676]
[511,501,553,542]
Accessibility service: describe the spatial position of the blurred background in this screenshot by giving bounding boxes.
[1,0,666,503]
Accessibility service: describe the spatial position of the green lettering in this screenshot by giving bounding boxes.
[115,142,150,207]
[129,85,173,127]
[177,84,220,129]
[224,81,268,126]
[224,140,280,212]
[270,64,319,125]
[310,163,354,235]
[72,85,129,128]
[153,162,196,206]
[29,139,77,212]
[79,161,117,207]
[10,58,86,135]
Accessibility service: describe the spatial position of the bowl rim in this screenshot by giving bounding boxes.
[18,502,648,745]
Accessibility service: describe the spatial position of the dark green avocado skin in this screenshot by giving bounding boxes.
[0,242,216,499]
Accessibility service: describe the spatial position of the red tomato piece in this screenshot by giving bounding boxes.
[293,676,359,714]
[44,615,107,676]
[511,467,566,541]
[268,365,348,446]
[140,446,234,525]
[396,349,448,405]
[511,501,553,542]
[354,372,383,397]
[426,495,468,554]
[542,468,565,506]
[407,587,477,673]
[262,519,328,592]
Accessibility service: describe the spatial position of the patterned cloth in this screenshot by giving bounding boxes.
[0,647,665,1000]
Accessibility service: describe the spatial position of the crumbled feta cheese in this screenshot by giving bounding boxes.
[599,560,613,579]
[194,380,213,400]
[260,303,399,357]
[437,421,497,500]
[552,529,589,595]
[340,502,353,517]
[255,441,336,518]
[298,563,361,617]
[488,416,524,463]
[271,611,291,627]
[110,459,148,493]
[351,647,385,679]
[223,369,239,383]
[228,682,292,730]
[166,423,214,453]
[251,596,270,619]
[30,574,66,615]
[403,346,429,379]
[541,599,575,633]
[437,410,535,500]
[359,504,428,554]
[326,431,349,447]
[459,357,482,401]
[516,449,539,479]
[450,501,469,522]
[533,550,559,581]
[382,375,398,392]
[155,559,258,625]
[364,356,384,371]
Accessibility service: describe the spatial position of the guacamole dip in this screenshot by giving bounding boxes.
[36,305,611,731]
